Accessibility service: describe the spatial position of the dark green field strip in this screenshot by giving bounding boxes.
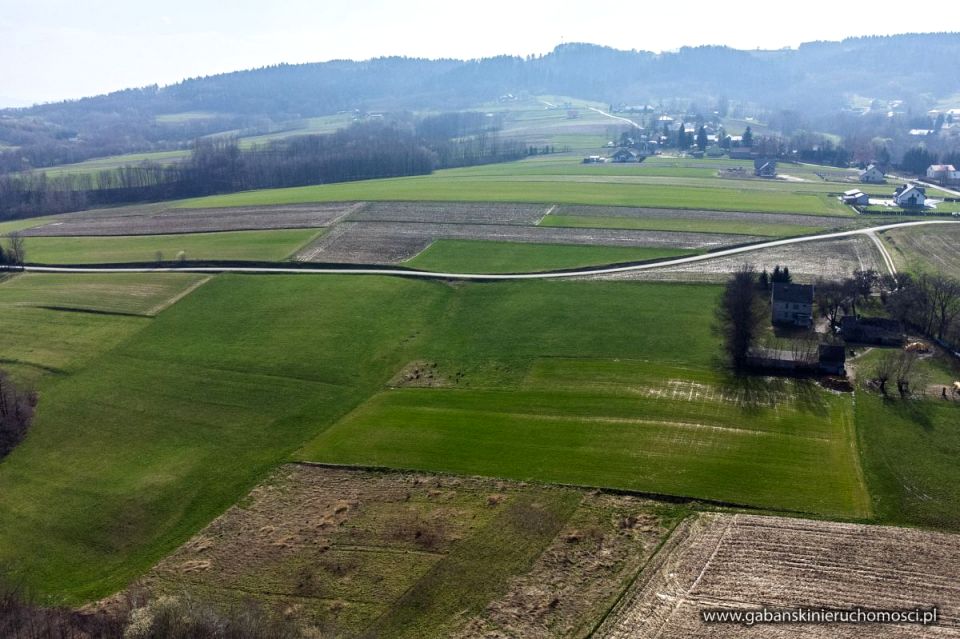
[406,240,695,274]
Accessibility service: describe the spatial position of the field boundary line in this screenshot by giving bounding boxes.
[649,514,735,639]
[145,275,213,316]
[289,461,815,514]
[9,220,959,281]
[587,513,695,638]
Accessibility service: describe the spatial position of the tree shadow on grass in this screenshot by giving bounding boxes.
[887,396,935,432]
[715,370,787,415]
[715,367,828,417]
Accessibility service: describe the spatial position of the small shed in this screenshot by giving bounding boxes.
[754,158,777,177]
[842,189,869,206]
[818,344,846,376]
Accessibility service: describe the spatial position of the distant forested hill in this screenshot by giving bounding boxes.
[2,33,959,172]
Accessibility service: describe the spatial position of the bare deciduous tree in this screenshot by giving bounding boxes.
[715,264,767,370]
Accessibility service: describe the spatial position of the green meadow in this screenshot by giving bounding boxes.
[23,228,320,264]
[406,240,693,273]
[178,174,850,215]
[0,275,872,603]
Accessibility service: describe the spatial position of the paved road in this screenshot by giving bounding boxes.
[7,220,959,281]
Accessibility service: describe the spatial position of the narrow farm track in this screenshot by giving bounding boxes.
[867,231,898,276]
[8,220,959,281]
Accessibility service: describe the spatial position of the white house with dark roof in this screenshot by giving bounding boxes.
[772,282,814,328]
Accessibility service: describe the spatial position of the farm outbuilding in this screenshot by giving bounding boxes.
[842,189,869,206]
[840,316,904,346]
[754,158,777,177]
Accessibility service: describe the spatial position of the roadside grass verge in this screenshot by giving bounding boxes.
[406,240,694,273]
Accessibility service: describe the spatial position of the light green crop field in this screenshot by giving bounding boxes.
[858,392,960,530]
[36,150,192,177]
[0,272,205,385]
[406,240,694,273]
[0,275,452,602]
[539,214,826,237]
[24,228,320,264]
[0,275,872,603]
[301,359,868,518]
[178,171,851,216]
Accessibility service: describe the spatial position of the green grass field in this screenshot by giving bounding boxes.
[0,273,206,385]
[0,275,871,603]
[406,240,693,273]
[858,392,960,530]
[539,214,826,237]
[178,173,850,216]
[301,359,868,517]
[23,228,320,264]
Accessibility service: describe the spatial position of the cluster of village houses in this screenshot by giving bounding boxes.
[842,163,959,210]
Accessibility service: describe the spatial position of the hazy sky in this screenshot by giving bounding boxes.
[3,0,959,106]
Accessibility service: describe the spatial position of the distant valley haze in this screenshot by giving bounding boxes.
[3,0,960,106]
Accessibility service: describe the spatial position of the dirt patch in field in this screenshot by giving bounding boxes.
[388,360,461,387]
[453,494,674,639]
[585,236,884,283]
[130,465,676,637]
[596,513,960,638]
[347,201,550,225]
[21,203,359,237]
[553,206,859,229]
[296,222,760,264]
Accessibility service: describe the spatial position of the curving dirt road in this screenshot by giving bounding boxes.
[7,220,958,281]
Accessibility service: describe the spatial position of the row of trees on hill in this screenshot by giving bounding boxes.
[0,120,530,220]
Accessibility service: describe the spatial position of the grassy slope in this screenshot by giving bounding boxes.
[24,228,320,264]
[857,392,960,530]
[0,272,195,385]
[0,275,450,602]
[303,361,867,518]
[172,152,859,216]
[406,240,693,273]
[300,282,869,517]
[0,276,871,604]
